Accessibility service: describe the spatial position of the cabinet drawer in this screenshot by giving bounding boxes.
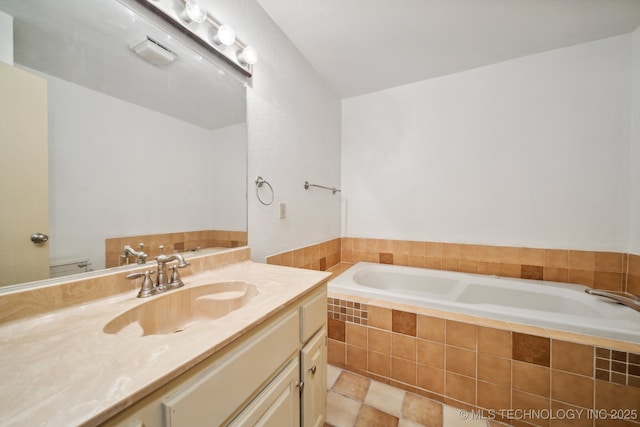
[162,310,299,427]
[299,288,327,343]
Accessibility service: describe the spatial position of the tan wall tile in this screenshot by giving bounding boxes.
[544,267,569,283]
[478,354,511,387]
[408,241,426,257]
[418,315,445,343]
[368,350,390,377]
[478,381,511,411]
[477,245,501,263]
[417,340,444,368]
[369,306,392,330]
[568,269,594,286]
[391,356,417,385]
[512,360,550,397]
[442,258,460,272]
[459,244,478,261]
[628,275,640,295]
[550,401,593,427]
[545,249,569,268]
[445,372,476,405]
[353,238,366,251]
[512,391,551,426]
[628,254,640,276]
[446,346,476,377]
[425,257,442,270]
[346,323,367,348]
[446,320,477,350]
[551,340,593,377]
[393,240,410,255]
[595,252,623,273]
[479,262,501,276]
[595,379,640,411]
[500,263,521,278]
[551,370,594,408]
[346,344,367,371]
[425,242,442,258]
[328,339,345,366]
[520,248,545,266]
[394,254,409,266]
[569,250,595,270]
[460,260,479,274]
[392,333,417,361]
[408,256,426,268]
[368,328,391,353]
[500,246,520,264]
[442,243,460,259]
[417,364,444,395]
[594,271,623,291]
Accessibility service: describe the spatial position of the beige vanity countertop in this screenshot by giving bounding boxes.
[0,261,330,427]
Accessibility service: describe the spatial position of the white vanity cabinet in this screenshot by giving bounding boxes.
[101,284,327,427]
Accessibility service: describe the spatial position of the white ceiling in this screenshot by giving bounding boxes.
[257,0,640,98]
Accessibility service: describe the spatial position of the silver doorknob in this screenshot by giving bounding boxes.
[31,233,49,243]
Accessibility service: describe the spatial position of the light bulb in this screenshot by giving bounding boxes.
[237,46,258,65]
[182,0,207,24]
[214,24,236,46]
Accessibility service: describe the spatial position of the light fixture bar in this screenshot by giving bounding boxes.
[121,0,256,77]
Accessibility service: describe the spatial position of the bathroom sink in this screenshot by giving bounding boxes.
[103,281,258,336]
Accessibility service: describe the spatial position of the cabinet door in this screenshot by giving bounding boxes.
[300,329,326,427]
[227,358,300,427]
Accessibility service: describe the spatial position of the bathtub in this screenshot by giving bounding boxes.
[329,262,640,343]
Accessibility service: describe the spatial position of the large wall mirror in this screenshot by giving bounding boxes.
[0,0,248,288]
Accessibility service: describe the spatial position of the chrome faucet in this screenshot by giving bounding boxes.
[584,288,640,313]
[121,243,148,265]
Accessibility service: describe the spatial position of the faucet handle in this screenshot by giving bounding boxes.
[126,270,156,298]
[168,265,185,289]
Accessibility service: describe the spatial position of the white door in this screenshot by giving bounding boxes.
[0,62,49,286]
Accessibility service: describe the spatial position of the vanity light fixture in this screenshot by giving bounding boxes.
[181,0,207,24]
[120,0,258,76]
[237,46,258,65]
[212,24,236,47]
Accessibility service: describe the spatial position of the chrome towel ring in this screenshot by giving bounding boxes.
[255,176,274,205]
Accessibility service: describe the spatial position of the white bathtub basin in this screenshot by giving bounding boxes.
[329,262,640,342]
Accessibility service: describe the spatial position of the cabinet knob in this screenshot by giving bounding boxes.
[309,365,317,375]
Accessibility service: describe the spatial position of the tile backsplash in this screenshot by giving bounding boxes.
[268,237,639,293]
[105,230,247,268]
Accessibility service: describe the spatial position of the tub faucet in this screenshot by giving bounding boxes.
[584,288,640,313]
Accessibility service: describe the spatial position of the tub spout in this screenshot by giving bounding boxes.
[584,288,640,313]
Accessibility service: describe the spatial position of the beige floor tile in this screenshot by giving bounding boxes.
[326,392,362,427]
[398,419,426,427]
[355,405,399,427]
[332,370,371,401]
[403,393,443,427]
[328,364,342,388]
[442,404,488,427]
[364,379,406,418]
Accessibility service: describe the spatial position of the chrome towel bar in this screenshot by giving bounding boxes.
[304,181,341,195]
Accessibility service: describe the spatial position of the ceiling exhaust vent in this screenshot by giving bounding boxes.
[129,36,177,66]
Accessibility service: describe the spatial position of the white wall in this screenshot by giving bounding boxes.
[0,11,13,65]
[37,70,246,269]
[630,27,640,255]
[342,35,632,252]
[204,0,342,262]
